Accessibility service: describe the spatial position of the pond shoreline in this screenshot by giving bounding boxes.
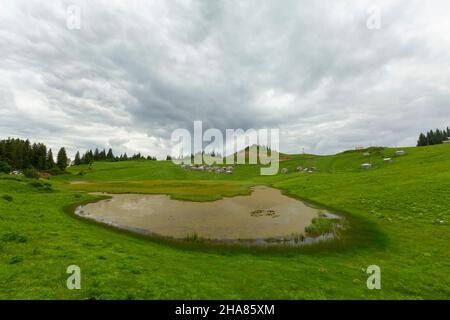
[74,186,343,247]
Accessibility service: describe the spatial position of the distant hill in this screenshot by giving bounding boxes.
[224,145,281,164]
[172,144,282,165]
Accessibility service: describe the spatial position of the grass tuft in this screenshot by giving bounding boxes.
[305,218,337,236]
[9,256,23,265]
[1,232,28,243]
[1,194,13,202]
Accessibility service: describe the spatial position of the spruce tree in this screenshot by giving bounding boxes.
[99,149,106,160]
[74,151,81,165]
[56,147,68,170]
[46,149,55,169]
[106,148,114,161]
[94,148,100,161]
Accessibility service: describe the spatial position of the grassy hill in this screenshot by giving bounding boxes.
[0,144,449,299]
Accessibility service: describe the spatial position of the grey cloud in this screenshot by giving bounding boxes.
[1,0,450,158]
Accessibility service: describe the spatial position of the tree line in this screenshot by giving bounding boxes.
[0,138,68,173]
[73,148,157,165]
[417,127,450,146]
[0,138,158,174]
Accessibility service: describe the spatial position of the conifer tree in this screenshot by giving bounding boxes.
[106,148,114,161]
[417,133,428,146]
[56,147,68,170]
[74,151,81,165]
[46,149,55,169]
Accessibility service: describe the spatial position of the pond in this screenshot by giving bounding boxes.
[75,186,340,246]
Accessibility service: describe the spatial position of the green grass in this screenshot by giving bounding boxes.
[0,144,449,299]
[305,218,337,236]
[1,195,13,202]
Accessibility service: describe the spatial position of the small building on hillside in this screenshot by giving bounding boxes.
[384,158,392,163]
[360,163,372,170]
[395,150,406,156]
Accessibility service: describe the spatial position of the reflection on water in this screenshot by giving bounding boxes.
[75,186,340,246]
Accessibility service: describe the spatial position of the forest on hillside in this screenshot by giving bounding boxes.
[417,127,450,146]
[0,138,68,174]
[0,138,157,174]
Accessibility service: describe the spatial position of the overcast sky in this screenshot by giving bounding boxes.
[1,0,450,158]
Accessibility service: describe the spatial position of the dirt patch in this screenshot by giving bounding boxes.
[70,181,89,185]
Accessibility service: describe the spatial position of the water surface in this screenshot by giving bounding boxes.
[76,186,329,243]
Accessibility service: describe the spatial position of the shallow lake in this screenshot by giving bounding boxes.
[76,186,334,244]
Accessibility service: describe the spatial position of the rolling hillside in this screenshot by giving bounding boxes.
[0,144,449,299]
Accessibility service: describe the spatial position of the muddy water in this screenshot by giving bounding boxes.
[76,186,323,241]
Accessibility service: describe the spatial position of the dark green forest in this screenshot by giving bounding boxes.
[74,148,157,165]
[0,138,67,174]
[417,127,450,146]
[0,138,157,174]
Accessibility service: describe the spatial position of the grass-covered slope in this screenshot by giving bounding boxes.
[0,144,449,299]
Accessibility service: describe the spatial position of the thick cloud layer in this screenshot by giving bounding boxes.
[1,0,450,158]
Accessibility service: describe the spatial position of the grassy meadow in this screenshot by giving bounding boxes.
[0,144,449,299]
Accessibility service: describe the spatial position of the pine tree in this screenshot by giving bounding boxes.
[83,150,94,164]
[0,138,70,172]
[56,147,68,170]
[99,149,106,160]
[46,149,55,169]
[93,148,100,161]
[23,139,32,168]
[417,127,450,146]
[74,151,81,165]
[417,133,428,146]
[106,148,114,161]
[31,143,47,170]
